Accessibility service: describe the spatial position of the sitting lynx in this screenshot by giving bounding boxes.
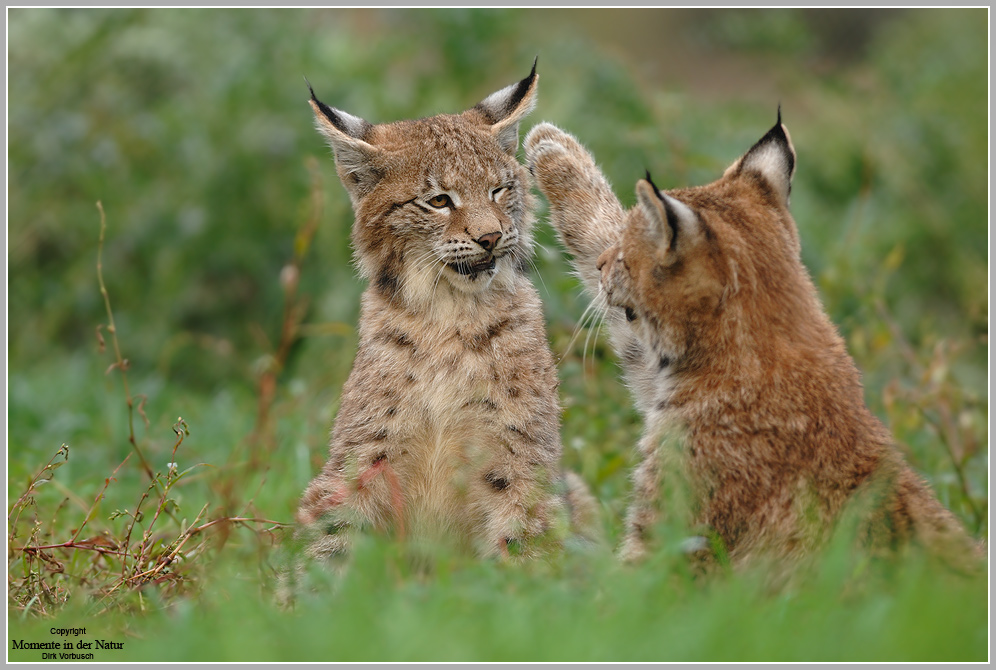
[297,64,596,562]
[525,116,979,570]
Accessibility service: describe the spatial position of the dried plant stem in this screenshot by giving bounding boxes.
[249,157,324,458]
[96,201,155,481]
[133,422,189,567]
[914,403,984,529]
[18,542,131,558]
[10,212,298,617]
[70,452,132,544]
[874,299,985,530]
[8,444,69,533]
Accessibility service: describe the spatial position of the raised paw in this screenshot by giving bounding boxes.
[524,122,600,196]
[525,122,588,159]
[524,123,624,274]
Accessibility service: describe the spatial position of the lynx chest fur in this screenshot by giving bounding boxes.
[297,65,581,560]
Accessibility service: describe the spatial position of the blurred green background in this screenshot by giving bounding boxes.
[7,8,988,662]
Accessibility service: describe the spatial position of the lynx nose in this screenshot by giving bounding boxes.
[475,231,503,252]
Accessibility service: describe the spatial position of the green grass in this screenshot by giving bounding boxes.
[7,8,988,662]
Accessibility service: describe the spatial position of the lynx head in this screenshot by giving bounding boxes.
[309,62,539,306]
[597,114,812,369]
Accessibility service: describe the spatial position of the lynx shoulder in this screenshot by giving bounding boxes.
[296,64,597,563]
[526,116,980,570]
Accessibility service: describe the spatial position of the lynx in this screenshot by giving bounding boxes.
[296,63,596,562]
[525,116,980,570]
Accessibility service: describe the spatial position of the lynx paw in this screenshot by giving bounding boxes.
[618,535,649,563]
[525,122,599,195]
[525,122,587,158]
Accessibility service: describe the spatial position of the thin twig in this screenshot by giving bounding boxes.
[8,444,69,531]
[248,157,324,456]
[874,299,985,530]
[96,201,154,480]
[16,542,131,558]
[70,452,132,544]
[914,403,984,530]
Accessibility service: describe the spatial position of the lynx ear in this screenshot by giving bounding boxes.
[473,58,539,155]
[307,80,382,198]
[635,174,697,255]
[727,108,797,206]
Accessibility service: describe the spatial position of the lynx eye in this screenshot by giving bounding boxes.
[490,184,511,201]
[427,194,453,209]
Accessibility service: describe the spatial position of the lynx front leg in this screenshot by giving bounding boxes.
[296,450,407,562]
[472,425,564,558]
[525,123,625,292]
[477,471,554,558]
[620,431,666,563]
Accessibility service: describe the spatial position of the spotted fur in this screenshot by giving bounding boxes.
[297,65,598,562]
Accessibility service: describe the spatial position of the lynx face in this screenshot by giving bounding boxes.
[596,183,727,370]
[309,68,538,305]
[358,119,531,298]
[595,121,800,374]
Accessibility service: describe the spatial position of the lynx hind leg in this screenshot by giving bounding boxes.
[525,123,625,289]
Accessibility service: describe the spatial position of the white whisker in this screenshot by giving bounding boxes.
[524,252,550,297]
[581,292,609,375]
[559,290,607,376]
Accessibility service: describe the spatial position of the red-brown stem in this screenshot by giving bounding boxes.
[248,158,323,458]
[96,201,155,481]
[17,542,131,558]
[70,453,132,544]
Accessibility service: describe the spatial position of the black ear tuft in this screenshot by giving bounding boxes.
[644,170,662,197]
[642,171,676,236]
[473,61,540,154]
[305,78,347,135]
[736,109,797,205]
[500,59,539,122]
[306,79,372,141]
[637,175,684,251]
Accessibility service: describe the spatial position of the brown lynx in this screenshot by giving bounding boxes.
[525,116,980,570]
[296,64,596,562]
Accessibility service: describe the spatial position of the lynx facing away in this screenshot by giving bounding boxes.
[525,117,980,570]
[297,65,596,562]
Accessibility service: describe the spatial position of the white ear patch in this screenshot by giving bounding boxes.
[327,107,370,140]
[746,142,790,182]
[636,179,698,253]
[478,81,538,121]
[742,143,792,203]
[473,61,539,155]
[658,191,695,223]
[736,118,797,205]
